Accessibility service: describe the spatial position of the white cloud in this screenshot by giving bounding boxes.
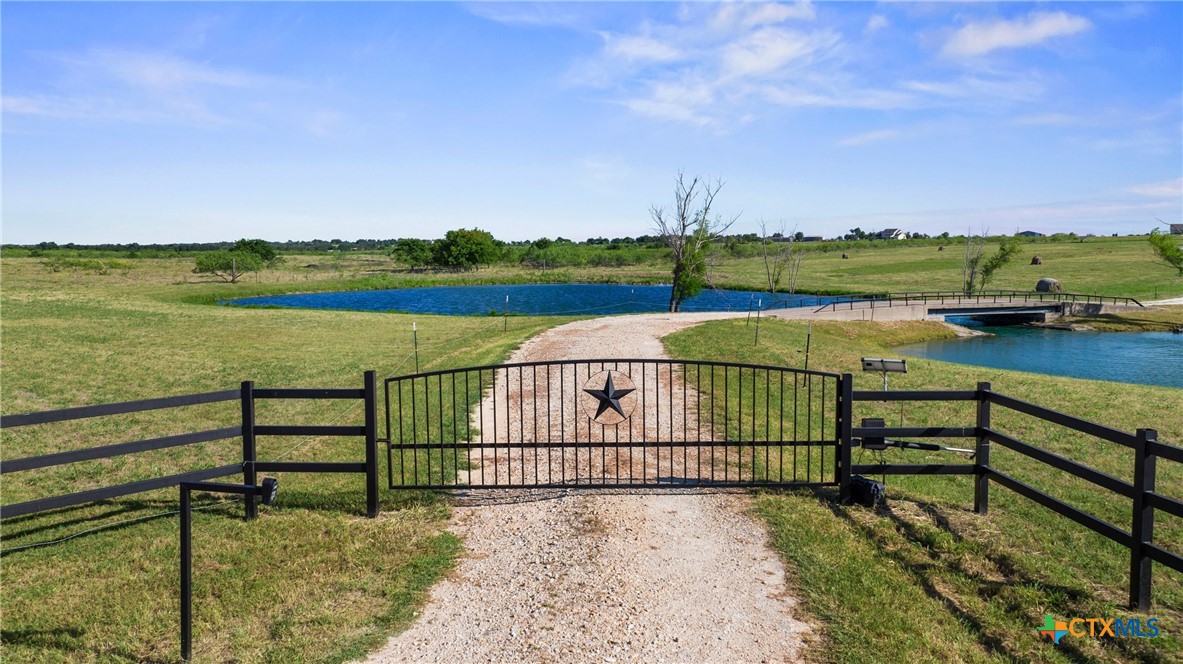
[740,2,816,27]
[1127,178,1183,197]
[837,129,902,147]
[943,11,1092,58]
[602,34,683,63]
[864,15,888,35]
[721,28,835,79]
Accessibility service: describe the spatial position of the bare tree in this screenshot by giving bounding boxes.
[759,220,804,297]
[651,172,738,312]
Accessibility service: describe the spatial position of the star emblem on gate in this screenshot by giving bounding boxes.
[580,370,637,424]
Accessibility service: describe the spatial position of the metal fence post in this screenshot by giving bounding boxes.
[364,370,379,519]
[180,484,193,660]
[974,381,991,515]
[838,373,853,504]
[1130,428,1158,610]
[240,381,257,520]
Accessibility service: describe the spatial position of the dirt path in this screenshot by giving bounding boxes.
[365,312,811,664]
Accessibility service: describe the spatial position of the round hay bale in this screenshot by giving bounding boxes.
[938,246,945,251]
[1035,278,1062,293]
[841,253,850,259]
[1030,255,1043,265]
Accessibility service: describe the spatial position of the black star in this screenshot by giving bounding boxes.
[583,373,635,419]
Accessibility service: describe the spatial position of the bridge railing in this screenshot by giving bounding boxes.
[799,290,1144,313]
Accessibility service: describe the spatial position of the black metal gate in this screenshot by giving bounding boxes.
[384,360,843,489]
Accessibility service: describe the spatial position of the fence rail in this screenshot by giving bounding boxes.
[846,380,1181,610]
[1,373,379,521]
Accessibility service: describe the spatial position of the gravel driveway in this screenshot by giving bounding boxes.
[365,312,812,663]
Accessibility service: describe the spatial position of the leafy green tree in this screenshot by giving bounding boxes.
[390,238,433,268]
[431,228,500,270]
[193,251,263,283]
[977,236,1023,291]
[1148,228,1183,276]
[231,238,279,265]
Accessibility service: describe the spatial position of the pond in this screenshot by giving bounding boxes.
[897,322,1183,388]
[225,283,836,316]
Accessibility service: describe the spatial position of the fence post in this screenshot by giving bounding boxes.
[974,381,991,515]
[838,373,853,504]
[240,381,257,520]
[364,370,379,519]
[1130,428,1158,610]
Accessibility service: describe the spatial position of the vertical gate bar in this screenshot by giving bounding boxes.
[438,374,445,486]
[492,369,499,486]
[546,365,553,485]
[519,367,525,487]
[838,374,853,503]
[422,376,430,484]
[696,364,702,482]
[408,381,417,485]
[779,371,785,483]
[747,366,757,480]
[365,370,378,518]
[628,362,635,484]
[765,370,770,482]
[393,381,402,488]
[615,362,621,483]
[180,484,192,661]
[656,362,661,482]
[669,362,674,482]
[793,369,799,481]
[452,372,458,487]
[711,366,716,483]
[570,364,574,485]
[686,362,690,480]
[1130,428,1158,610]
[534,365,539,486]
[385,381,394,489]
[560,364,566,485]
[820,376,827,485]
[737,367,743,482]
[601,362,607,484]
[831,375,840,485]
[477,371,485,487]
[724,366,730,482]
[806,373,813,482]
[974,381,991,514]
[642,362,647,484]
[240,381,256,520]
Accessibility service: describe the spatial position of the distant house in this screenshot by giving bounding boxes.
[801,236,824,242]
[875,229,905,240]
[1171,224,1183,235]
[1016,230,1044,238]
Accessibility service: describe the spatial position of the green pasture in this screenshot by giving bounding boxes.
[1,248,1181,663]
[0,258,569,662]
[664,317,1183,664]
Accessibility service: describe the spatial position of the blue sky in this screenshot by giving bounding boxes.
[3,1,1180,244]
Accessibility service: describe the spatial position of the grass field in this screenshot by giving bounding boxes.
[0,258,570,662]
[664,317,1183,664]
[2,248,1181,662]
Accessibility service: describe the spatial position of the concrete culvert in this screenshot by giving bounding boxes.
[1036,277,1062,293]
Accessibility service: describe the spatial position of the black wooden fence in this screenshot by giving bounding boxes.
[841,378,1182,610]
[1,372,379,520]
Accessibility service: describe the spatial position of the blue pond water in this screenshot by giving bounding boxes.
[225,284,835,316]
[898,322,1183,388]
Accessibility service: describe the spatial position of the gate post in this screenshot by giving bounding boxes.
[974,382,991,515]
[240,381,257,520]
[1130,428,1157,610]
[838,373,853,504]
[364,370,379,519]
